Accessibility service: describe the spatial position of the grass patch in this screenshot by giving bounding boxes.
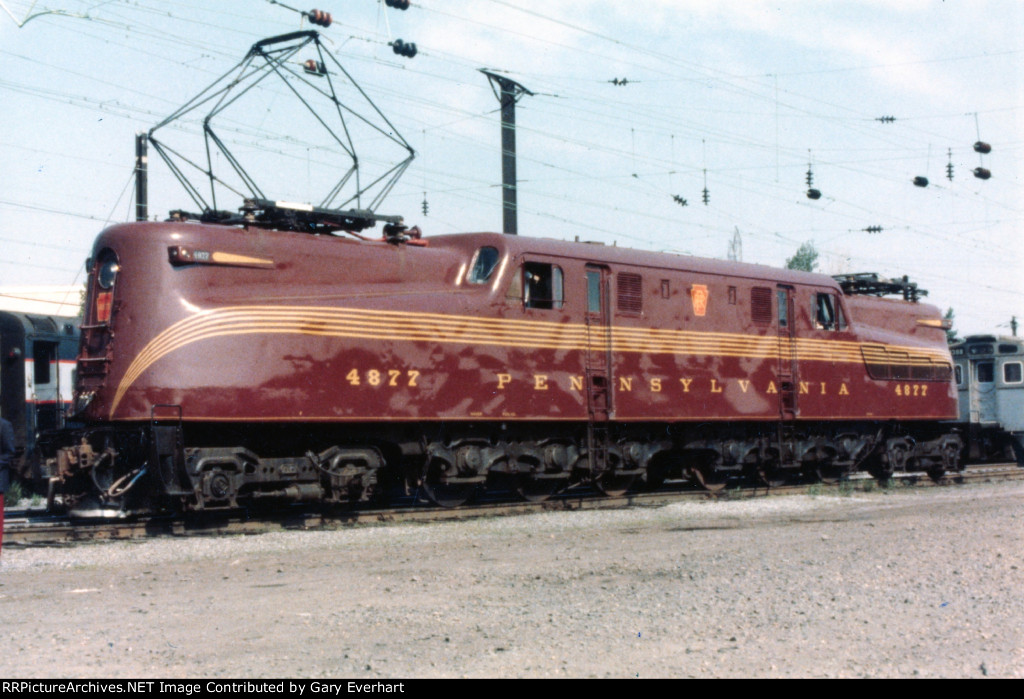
[5,479,25,505]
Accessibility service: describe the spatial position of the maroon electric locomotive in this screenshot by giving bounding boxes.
[47,205,961,514]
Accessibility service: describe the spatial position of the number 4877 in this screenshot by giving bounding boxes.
[346,368,420,387]
[894,383,927,396]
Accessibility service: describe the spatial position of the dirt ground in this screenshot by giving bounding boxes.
[1,481,1022,678]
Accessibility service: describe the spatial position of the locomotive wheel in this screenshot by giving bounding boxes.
[757,469,787,488]
[421,480,477,508]
[515,474,568,502]
[593,471,636,498]
[421,453,479,508]
[692,464,729,492]
[757,462,787,488]
[811,464,845,485]
[929,440,960,483]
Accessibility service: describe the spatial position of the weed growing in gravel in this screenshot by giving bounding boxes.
[6,479,24,504]
[838,480,854,497]
[807,483,822,497]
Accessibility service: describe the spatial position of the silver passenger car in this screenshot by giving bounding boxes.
[950,335,1024,462]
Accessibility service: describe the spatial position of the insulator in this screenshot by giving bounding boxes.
[307,9,332,27]
[864,225,883,234]
[391,39,417,58]
[422,197,428,215]
[973,167,992,180]
[805,167,813,187]
[302,59,326,76]
[806,188,821,200]
[701,188,709,205]
[946,162,954,181]
[672,195,688,207]
[973,141,992,154]
[913,176,929,188]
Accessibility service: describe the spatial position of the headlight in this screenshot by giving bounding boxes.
[97,258,119,289]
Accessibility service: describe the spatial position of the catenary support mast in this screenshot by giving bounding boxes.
[480,69,533,235]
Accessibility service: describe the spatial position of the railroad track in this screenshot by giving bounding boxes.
[4,462,1021,547]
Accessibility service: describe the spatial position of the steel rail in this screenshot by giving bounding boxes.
[4,463,1021,547]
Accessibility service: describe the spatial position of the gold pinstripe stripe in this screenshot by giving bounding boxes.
[106,413,949,423]
[109,305,952,416]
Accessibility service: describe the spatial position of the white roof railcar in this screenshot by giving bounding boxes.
[950,335,1024,462]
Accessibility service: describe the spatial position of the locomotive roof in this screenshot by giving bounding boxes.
[429,231,843,290]
[100,221,851,294]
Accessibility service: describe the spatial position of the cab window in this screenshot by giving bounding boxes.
[523,262,563,310]
[813,293,845,331]
[587,270,602,313]
[468,247,500,284]
[777,290,788,328]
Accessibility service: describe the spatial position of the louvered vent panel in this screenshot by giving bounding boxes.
[617,273,643,313]
[751,287,773,324]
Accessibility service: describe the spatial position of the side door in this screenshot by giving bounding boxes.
[30,340,61,432]
[585,265,612,421]
[776,285,798,419]
[970,359,997,424]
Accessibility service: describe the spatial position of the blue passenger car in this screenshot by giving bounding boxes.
[0,312,79,485]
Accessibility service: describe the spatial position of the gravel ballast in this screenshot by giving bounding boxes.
[1,482,1022,678]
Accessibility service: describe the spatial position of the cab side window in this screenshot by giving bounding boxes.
[468,246,500,284]
[813,292,846,331]
[523,262,563,310]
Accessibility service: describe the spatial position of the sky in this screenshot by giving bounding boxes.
[0,0,1020,336]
